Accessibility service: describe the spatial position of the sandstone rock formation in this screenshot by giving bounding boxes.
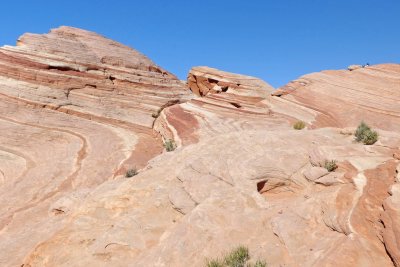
[0,26,192,266]
[154,66,290,145]
[187,66,274,97]
[0,26,400,267]
[272,64,400,130]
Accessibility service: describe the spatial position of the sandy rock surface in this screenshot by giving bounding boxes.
[0,26,399,267]
[274,64,400,130]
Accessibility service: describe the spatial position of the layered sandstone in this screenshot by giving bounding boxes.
[1,26,192,129]
[187,66,274,97]
[272,64,400,130]
[22,128,400,267]
[154,66,291,146]
[0,26,192,266]
[0,26,400,267]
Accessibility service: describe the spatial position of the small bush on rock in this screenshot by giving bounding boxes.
[253,261,267,267]
[293,121,306,130]
[362,129,378,145]
[206,259,224,267]
[355,121,378,145]
[164,139,176,152]
[205,246,267,267]
[224,246,249,267]
[324,160,338,172]
[125,168,138,178]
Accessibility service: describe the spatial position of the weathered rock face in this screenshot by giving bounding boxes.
[21,129,400,267]
[1,26,400,267]
[0,26,192,266]
[1,26,192,129]
[154,66,291,146]
[187,66,274,97]
[272,64,400,131]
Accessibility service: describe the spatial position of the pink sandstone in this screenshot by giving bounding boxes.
[0,26,399,267]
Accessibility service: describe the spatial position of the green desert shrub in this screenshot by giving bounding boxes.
[206,259,224,267]
[324,160,338,172]
[205,246,267,267]
[293,120,306,130]
[252,260,267,267]
[164,139,176,152]
[125,168,138,178]
[355,121,378,145]
[224,246,249,267]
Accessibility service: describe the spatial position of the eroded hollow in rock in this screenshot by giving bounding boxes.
[257,180,267,192]
[207,78,219,84]
[256,178,297,198]
[230,102,241,108]
[48,65,78,72]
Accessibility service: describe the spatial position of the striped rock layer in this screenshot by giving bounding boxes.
[0,26,192,266]
[0,26,400,267]
[273,64,400,131]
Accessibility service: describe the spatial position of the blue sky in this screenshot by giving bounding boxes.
[1,1,399,87]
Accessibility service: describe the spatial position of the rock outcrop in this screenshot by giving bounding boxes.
[187,66,274,97]
[0,26,400,267]
[0,26,192,266]
[22,128,400,267]
[154,66,291,146]
[272,64,400,131]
